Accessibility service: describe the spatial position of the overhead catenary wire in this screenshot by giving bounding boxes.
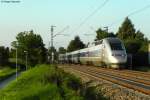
[128,5,150,17]
[72,0,110,35]
[53,26,70,38]
[108,4,150,28]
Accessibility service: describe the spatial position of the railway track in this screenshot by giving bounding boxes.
[73,65,150,81]
[98,67,150,80]
[60,64,150,95]
[77,65,150,85]
[76,65,150,86]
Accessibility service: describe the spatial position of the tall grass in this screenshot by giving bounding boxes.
[0,67,16,81]
[0,65,108,100]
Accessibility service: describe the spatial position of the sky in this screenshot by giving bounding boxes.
[0,0,150,49]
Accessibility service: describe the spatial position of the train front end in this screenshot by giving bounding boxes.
[106,38,127,69]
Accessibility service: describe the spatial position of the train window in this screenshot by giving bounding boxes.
[109,42,124,50]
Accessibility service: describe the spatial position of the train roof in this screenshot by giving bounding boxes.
[64,37,122,55]
[71,50,80,54]
[105,37,122,43]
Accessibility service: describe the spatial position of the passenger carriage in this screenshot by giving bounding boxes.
[59,37,127,69]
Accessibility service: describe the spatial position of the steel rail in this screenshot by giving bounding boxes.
[62,65,150,95]
[78,65,150,86]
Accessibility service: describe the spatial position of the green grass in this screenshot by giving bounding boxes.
[0,67,16,81]
[0,65,108,100]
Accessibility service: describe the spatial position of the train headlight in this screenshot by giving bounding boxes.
[121,54,126,57]
[112,54,126,57]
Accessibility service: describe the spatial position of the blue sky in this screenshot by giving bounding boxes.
[0,0,150,49]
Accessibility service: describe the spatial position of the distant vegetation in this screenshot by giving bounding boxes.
[58,47,66,54]
[93,17,149,67]
[0,17,149,68]
[116,17,149,67]
[0,46,9,66]
[67,36,85,52]
[0,67,16,81]
[95,28,116,41]
[11,30,47,66]
[0,65,108,100]
[64,17,149,67]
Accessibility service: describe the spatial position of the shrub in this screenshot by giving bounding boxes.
[0,64,108,100]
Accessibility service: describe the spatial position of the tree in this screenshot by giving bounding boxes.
[116,17,149,66]
[58,47,66,54]
[95,28,115,41]
[117,17,136,40]
[67,36,85,52]
[0,46,9,66]
[11,30,47,66]
[116,17,145,53]
[135,30,144,41]
[124,39,142,54]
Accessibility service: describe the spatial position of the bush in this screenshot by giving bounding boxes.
[0,67,16,81]
[0,65,108,100]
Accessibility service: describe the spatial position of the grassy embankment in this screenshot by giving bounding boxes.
[0,67,16,81]
[0,58,26,82]
[0,64,108,100]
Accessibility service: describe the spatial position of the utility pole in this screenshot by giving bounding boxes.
[51,25,56,63]
[16,42,18,81]
[47,41,50,63]
[50,25,69,64]
[24,51,28,70]
[26,52,27,70]
[104,26,108,33]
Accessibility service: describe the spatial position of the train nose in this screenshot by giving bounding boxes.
[110,53,127,63]
[112,53,126,57]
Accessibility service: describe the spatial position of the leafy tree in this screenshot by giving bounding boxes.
[95,28,116,41]
[116,17,146,53]
[124,39,142,54]
[0,46,9,66]
[58,47,66,54]
[67,36,85,52]
[117,17,136,40]
[135,30,144,41]
[116,17,149,66]
[11,30,47,66]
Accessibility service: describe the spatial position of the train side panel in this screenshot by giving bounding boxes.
[58,37,127,69]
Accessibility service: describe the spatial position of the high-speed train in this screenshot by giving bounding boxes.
[59,37,127,69]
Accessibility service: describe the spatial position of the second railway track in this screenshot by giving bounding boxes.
[74,65,150,85]
[60,64,150,95]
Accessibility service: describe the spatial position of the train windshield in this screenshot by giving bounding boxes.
[109,42,124,50]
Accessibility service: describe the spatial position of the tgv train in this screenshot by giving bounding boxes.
[59,37,127,69]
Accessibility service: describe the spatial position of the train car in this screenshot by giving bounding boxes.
[66,52,72,63]
[102,37,127,68]
[79,40,103,66]
[71,50,80,64]
[59,37,127,69]
[58,54,66,64]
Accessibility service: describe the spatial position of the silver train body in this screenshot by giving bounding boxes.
[59,37,127,69]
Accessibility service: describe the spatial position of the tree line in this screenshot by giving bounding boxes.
[59,17,149,67]
[0,17,149,67]
[0,46,9,66]
[0,30,47,67]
